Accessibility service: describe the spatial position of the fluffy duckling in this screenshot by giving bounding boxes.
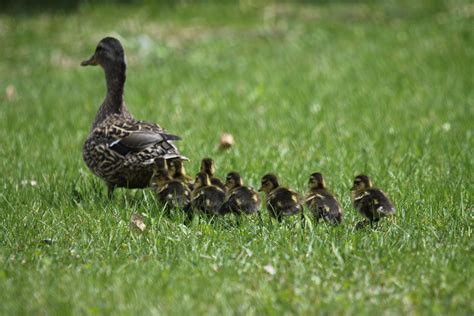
[220,172,261,215]
[191,172,225,216]
[167,158,194,189]
[200,158,226,192]
[152,158,191,210]
[351,174,395,224]
[258,173,302,222]
[305,172,343,224]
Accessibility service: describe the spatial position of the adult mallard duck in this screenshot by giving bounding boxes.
[258,173,302,222]
[351,174,395,225]
[305,172,343,224]
[81,37,186,197]
[220,172,261,216]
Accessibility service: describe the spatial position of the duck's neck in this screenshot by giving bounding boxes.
[310,184,325,191]
[105,62,125,107]
[91,62,130,129]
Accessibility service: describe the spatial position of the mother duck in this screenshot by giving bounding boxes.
[81,37,186,197]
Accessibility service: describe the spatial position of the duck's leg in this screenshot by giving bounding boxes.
[257,210,263,226]
[355,219,370,230]
[106,182,116,199]
[300,208,306,228]
[234,213,242,227]
[184,209,194,225]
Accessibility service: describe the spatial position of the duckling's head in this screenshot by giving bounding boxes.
[200,158,216,176]
[258,173,279,193]
[81,37,125,68]
[194,172,211,190]
[351,174,372,192]
[154,168,172,186]
[154,157,167,172]
[168,159,185,177]
[225,172,243,191]
[309,172,326,190]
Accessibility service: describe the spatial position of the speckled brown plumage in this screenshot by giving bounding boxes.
[81,37,185,197]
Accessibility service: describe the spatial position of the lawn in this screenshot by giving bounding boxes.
[0,1,473,314]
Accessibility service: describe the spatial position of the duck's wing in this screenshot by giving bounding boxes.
[109,130,180,155]
[97,116,187,160]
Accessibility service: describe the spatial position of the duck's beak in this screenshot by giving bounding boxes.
[81,54,97,66]
[257,187,263,192]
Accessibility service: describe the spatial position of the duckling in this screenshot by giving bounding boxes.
[200,158,226,192]
[191,172,225,216]
[81,37,186,198]
[305,172,343,224]
[220,172,261,216]
[258,173,302,222]
[151,158,191,211]
[167,158,194,189]
[351,174,395,225]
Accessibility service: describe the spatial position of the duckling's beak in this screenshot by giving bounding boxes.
[81,54,97,66]
[257,187,263,192]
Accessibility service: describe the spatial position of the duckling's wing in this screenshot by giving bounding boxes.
[211,178,226,191]
[220,189,240,213]
[368,189,395,215]
[272,188,301,215]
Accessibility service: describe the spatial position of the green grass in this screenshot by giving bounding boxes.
[1,1,473,314]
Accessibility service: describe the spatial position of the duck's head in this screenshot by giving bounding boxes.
[351,174,372,193]
[81,37,125,68]
[308,172,326,190]
[200,158,216,176]
[225,172,243,191]
[194,172,211,190]
[258,173,279,193]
